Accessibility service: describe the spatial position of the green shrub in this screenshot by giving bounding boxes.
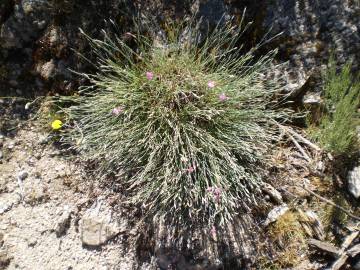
[310,58,360,155]
[57,21,290,227]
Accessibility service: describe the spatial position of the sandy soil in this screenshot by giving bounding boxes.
[0,125,146,270]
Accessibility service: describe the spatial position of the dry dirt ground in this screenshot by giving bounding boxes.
[0,123,152,270]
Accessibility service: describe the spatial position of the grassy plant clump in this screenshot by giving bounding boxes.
[310,58,360,155]
[265,210,307,268]
[57,21,290,227]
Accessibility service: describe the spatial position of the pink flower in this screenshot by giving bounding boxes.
[186,164,196,173]
[207,186,222,202]
[207,81,216,88]
[218,93,228,101]
[210,226,217,238]
[146,71,154,80]
[111,106,124,116]
[213,188,222,202]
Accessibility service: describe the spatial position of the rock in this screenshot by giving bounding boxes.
[27,237,37,247]
[261,183,283,204]
[303,92,322,106]
[0,233,3,246]
[0,193,22,214]
[7,141,15,150]
[0,232,12,267]
[354,259,360,270]
[192,0,228,26]
[53,206,72,237]
[347,244,360,258]
[25,102,31,110]
[80,200,126,246]
[348,165,360,199]
[38,135,50,145]
[0,249,12,268]
[263,204,289,226]
[0,0,50,49]
[0,151,3,159]
[18,170,29,180]
[39,59,56,80]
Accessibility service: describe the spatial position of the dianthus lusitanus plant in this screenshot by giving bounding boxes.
[58,19,290,229]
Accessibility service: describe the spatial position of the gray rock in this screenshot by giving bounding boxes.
[7,141,15,150]
[0,193,21,214]
[38,59,56,80]
[38,136,50,145]
[263,204,289,226]
[354,258,360,270]
[303,92,322,105]
[18,170,29,180]
[348,165,360,199]
[53,206,72,237]
[9,80,18,87]
[192,0,228,26]
[0,249,12,268]
[0,0,50,49]
[80,200,126,246]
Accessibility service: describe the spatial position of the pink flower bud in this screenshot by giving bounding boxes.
[211,226,216,237]
[218,93,228,101]
[207,81,216,88]
[111,106,124,116]
[186,164,196,173]
[146,71,154,80]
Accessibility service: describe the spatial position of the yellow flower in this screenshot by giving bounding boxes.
[51,119,63,130]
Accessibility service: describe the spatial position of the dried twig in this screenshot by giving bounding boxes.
[301,184,360,221]
[308,238,339,257]
[288,134,311,162]
[330,231,359,270]
[286,127,321,151]
[276,123,321,161]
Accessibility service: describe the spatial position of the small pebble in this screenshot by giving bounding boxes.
[9,80,18,87]
[49,151,60,157]
[18,170,29,180]
[7,142,15,150]
[39,137,50,145]
[27,157,36,166]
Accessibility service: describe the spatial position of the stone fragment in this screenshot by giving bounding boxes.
[39,59,56,80]
[263,204,289,226]
[53,206,72,237]
[303,92,322,105]
[80,200,126,246]
[18,170,29,180]
[348,165,360,199]
[0,249,12,268]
